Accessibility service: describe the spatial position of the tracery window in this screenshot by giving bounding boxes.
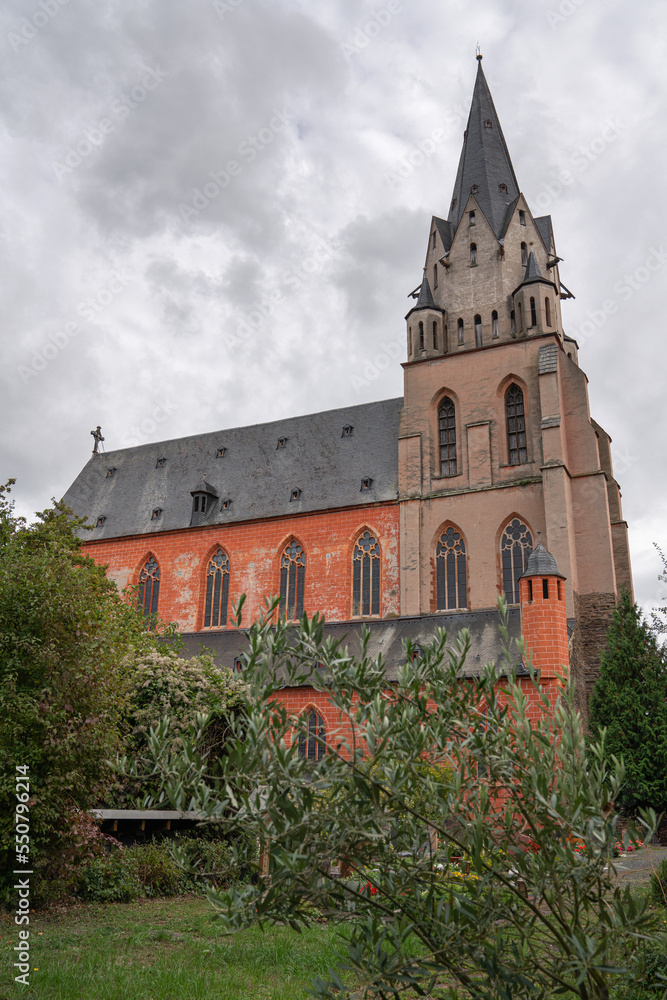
[505,384,527,465]
[436,526,467,610]
[137,556,160,624]
[204,548,230,628]
[500,518,533,604]
[280,540,305,621]
[298,708,326,763]
[438,396,457,477]
[352,531,381,616]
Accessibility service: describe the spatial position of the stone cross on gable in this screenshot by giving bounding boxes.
[90,425,104,455]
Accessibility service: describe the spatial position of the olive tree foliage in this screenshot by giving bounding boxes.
[144,598,660,1000]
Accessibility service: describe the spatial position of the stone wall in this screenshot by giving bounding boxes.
[570,590,617,723]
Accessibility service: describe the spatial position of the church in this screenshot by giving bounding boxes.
[63,58,632,729]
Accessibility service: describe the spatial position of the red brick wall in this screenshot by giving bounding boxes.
[83,503,400,631]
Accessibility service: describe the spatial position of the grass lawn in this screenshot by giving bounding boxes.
[0,896,352,1000]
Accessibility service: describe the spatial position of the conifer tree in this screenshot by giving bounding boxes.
[588,589,667,814]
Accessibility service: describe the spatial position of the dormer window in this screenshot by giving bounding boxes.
[106,467,116,478]
[190,478,218,525]
[499,183,508,193]
[469,211,475,226]
[277,437,287,449]
[216,447,226,458]
[519,210,526,226]
[220,497,231,510]
[471,184,478,194]
[360,477,373,491]
[156,457,166,468]
[290,488,302,501]
[484,119,492,128]
[342,424,354,437]
[151,508,162,520]
[96,515,106,527]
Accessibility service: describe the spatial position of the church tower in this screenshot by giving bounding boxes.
[398,57,632,711]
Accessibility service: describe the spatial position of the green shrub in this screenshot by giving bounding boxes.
[77,854,143,903]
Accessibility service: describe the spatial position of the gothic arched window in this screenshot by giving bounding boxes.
[138,556,160,624]
[204,548,230,628]
[438,397,457,477]
[500,518,533,604]
[436,526,467,610]
[352,531,380,616]
[280,540,305,620]
[474,314,483,347]
[298,708,326,763]
[506,384,527,465]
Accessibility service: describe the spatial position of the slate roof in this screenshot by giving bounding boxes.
[433,216,454,252]
[63,398,402,540]
[521,543,564,579]
[524,250,543,281]
[177,607,528,682]
[534,215,553,254]
[406,274,442,318]
[447,60,520,239]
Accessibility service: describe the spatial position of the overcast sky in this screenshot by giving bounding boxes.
[1,0,665,620]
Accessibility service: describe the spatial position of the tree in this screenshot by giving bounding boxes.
[0,481,171,889]
[588,589,667,815]
[146,600,658,1000]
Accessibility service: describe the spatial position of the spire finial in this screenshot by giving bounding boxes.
[476,43,482,61]
[537,530,542,546]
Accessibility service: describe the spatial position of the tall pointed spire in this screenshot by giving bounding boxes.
[447,58,520,239]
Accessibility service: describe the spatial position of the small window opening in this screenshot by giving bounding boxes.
[233,657,243,673]
[499,183,508,193]
[106,467,116,478]
[193,496,200,513]
[545,297,551,327]
[290,488,301,501]
[151,508,162,520]
[517,301,523,331]
[360,477,373,490]
[419,321,424,350]
[200,496,207,514]
[521,242,528,267]
[432,231,437,249]
[156,457,166,468]
[469,210,476,226]
[277,437,287,449]
[342,424,353,437]
[484,119,492,128]
[528,579,533,602]
[557,579,563,600]
[519,210,526,226]
[542,578,549,600]
[470,243,477,266]
[216,447,226,458]
[96,515,106,527]
[474,314,483,348]
[530,296,537,327]
[471,184,478,194]
[221,497,231,509]
[492,310,499,338]
[432,321,437,349]
[433,263,438,288]
[510,309,516,335]
[408,326,412,355]
[457,318,464,345]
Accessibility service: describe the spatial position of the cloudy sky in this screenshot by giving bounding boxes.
[1,0,665,618]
